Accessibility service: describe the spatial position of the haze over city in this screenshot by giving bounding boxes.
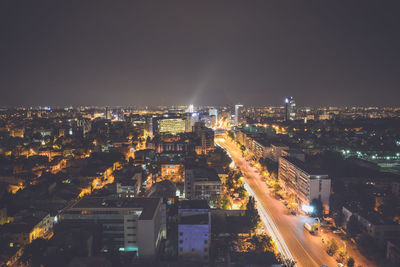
[1,1,400,107]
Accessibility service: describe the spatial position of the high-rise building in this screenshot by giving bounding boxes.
[208,108,218,124]
[105,107,112,120]
[189,112,199,129]
[234,104,244,126]
[284,97,296,121]
[188,104,194,113]
[193,122,214,154]
[185,114,192,132]
[278,156,331,214]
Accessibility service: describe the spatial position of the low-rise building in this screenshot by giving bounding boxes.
[387,240,400,266]
[184,167,221,201]
[115,168,144,198]
[1,212,54,246]
[343,206,400,246]
[160,163,184,183]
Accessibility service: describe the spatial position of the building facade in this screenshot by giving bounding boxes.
[234,104,244,126]
[157,118,186,135]
[278,156,331,214]
[343,206,400,246]
[184,168,221,201]
[178,200,211,262]
[160,163,184,183]
[60,197,165,258]
[284,97,296,121]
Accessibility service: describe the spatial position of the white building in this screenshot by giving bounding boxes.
[60,197,166,258]
[178,200,211,262]
[234,104,244,126]
[278,156,331,214]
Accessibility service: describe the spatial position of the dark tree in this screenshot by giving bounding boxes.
[347,215,360,237]
[311,198,324,217]
[20,238,48,266]
[246,196,260,232]
[347,257,355,267]
[333,211,344,227]
[379,194,399,219]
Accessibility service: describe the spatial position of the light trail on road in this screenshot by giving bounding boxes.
[244,181,296,266]
[216,140,296,266]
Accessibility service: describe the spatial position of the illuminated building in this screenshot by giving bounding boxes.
[185,114,192,132]
[193,122,214,155]
[1,213,54,246]
[190,112,199,129]
[161,163,184,182]
[234,104,244,126]
[318,113,331,120]
[284,97,296,121]
[105,107,112,120]
[60,197,166,258]
[10,128,24,138]
[178,200,211,262]
[0,208,12,225]
[157,118,186,135]
[188,104,194,113]
[208,108,218,127]
[278,156,331,214]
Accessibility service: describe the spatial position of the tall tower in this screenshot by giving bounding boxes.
[284,97,296,121]
[209,108,218,127]
[105,107,112,120]
[234,104,244,126]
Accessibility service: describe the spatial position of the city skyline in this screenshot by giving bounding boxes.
[2,1,400,266]
[1,1,400,107]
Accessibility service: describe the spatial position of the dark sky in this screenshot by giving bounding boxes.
[1,0,400,107]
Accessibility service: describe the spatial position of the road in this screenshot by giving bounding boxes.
[216,136,338,267]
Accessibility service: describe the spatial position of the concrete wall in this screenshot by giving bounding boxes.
[178,224,210,261]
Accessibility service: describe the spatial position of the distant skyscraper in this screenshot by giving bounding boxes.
[105,107,112,120]
[284,97,296,121]
[234,104,244,126]
[190,112,200,129]
[188,104,194,113]
[209,108,218,127]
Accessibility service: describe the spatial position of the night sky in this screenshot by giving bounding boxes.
[1,1,400,107]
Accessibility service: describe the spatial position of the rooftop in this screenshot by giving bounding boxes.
[178,200,210,210]
[70,197,161,220]
[281,156,328,176]
[179,214,209,225]
[148,180,177,198]
[187,167,221,182]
